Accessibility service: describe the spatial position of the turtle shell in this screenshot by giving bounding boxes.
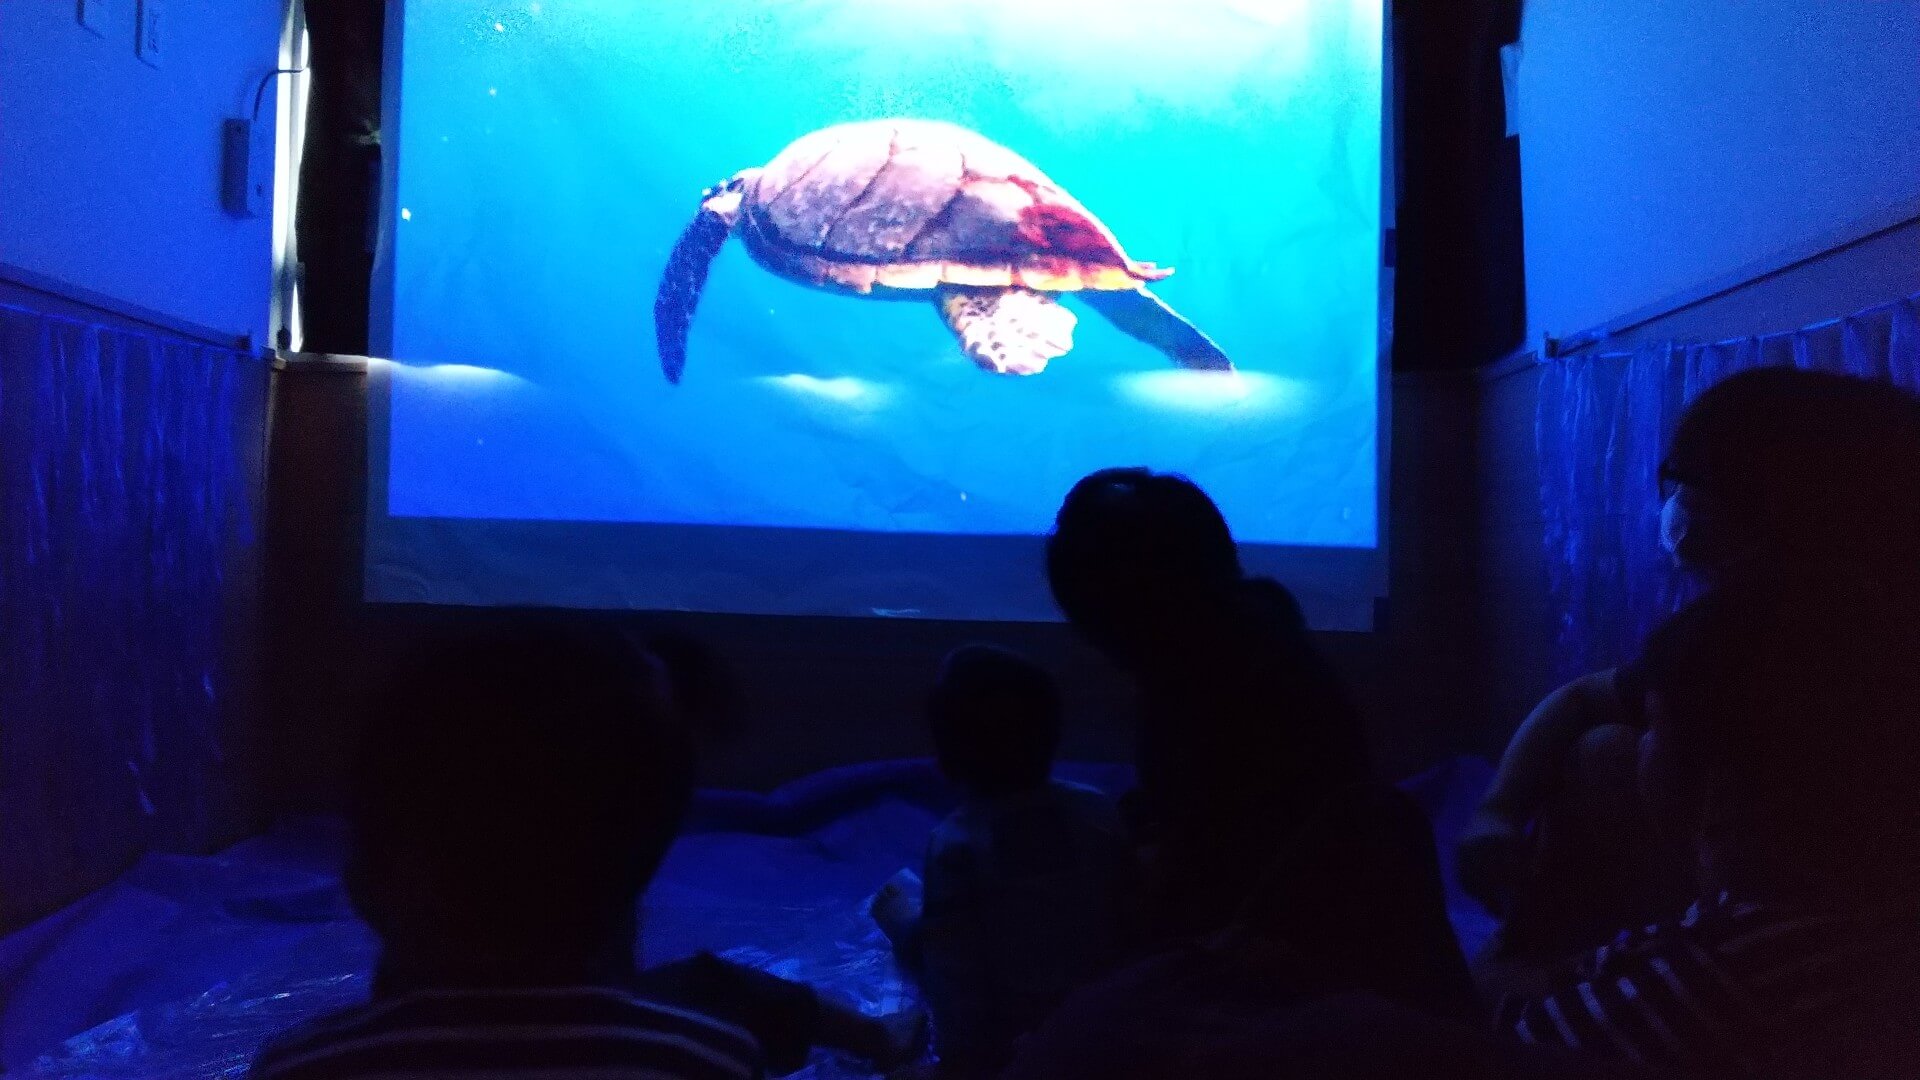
[740,120,1171,295]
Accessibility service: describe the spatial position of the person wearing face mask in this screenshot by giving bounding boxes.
[1457,367,1920,985]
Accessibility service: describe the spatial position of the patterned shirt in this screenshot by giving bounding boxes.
[1499,890,1920,1077]
[249,983,764,1080]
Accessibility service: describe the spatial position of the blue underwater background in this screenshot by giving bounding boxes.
[382,0,1382,548]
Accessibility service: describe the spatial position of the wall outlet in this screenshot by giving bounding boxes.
[136,0,163,68]
[77,0,109,37]
[222,118,275,218]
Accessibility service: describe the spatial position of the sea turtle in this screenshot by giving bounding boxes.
[654,119,1232,382]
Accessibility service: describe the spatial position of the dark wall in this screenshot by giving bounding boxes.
[0,287,270,933]
[263,364,1478,811]
[1392,0,1526,372]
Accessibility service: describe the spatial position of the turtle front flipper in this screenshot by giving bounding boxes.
[654,181,748,383]
[936,286,1078,376]
[1077,288,1233,371]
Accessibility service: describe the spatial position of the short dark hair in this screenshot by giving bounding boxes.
[1664,368,1920,569]
[348,616,694,955]
[927,644,1062,795]
[1046,468,1241,655]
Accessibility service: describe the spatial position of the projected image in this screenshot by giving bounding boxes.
[373,0,1383,619]
[656,119,1233,383]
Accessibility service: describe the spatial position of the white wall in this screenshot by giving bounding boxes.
[0,0,286,345]
[1517,1,1920,342]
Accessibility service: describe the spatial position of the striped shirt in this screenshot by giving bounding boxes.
[1499,890,1920,1077]
[248,984,765,1080]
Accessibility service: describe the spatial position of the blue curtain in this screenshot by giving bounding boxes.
[1535,292,1920,681]
[0,303,268,930]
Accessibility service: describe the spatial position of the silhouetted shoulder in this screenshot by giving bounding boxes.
[249,985,763,1080]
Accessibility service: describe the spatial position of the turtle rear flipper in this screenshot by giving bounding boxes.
[1078,288,1233,371]
[937,286,1077,376]
[654,204,737,383]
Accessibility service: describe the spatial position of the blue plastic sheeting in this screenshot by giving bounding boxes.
[3,758,1493,1079]
[0,302,268,930]
[1536,291,1920,681]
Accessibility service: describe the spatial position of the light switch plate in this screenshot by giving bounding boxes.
[78,0,109,37]
[222,118,277,218]
[136,0,163,68]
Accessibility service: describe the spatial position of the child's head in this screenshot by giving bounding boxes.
[928,644,1063,796]
[1660,368,1920,576]
[348,615,694,975]
[1046,468,1242,667]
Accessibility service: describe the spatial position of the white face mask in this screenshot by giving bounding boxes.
[1659,488,1693,566]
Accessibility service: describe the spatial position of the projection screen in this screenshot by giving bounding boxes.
[366,0,1390,629]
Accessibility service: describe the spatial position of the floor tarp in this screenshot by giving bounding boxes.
[3,757,1494,1078]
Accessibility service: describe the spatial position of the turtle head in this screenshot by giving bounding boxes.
[697,169,759,227]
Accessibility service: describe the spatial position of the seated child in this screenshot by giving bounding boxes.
[872,645,1132,1077]
[252,620,922,1080]
[1496,577,1920,1078]
[250,621,763,1080]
